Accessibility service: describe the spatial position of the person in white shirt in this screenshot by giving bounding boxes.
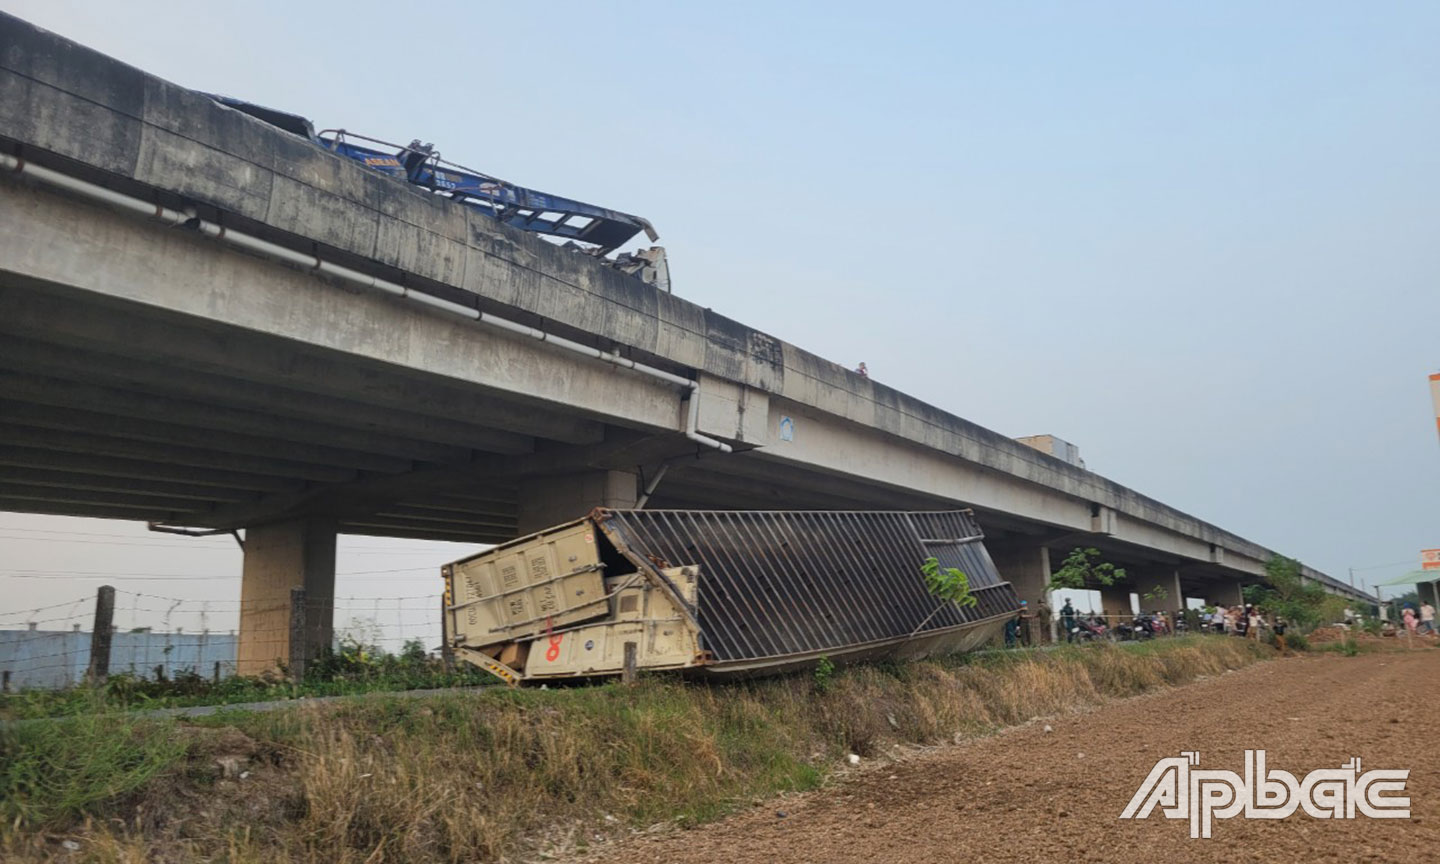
[1421,601,1436,635]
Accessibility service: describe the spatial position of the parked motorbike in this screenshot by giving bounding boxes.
[1072,615,1113,642]
[1134,614,1168,638]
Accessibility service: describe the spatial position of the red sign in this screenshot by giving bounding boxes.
[1422,549,1440,571]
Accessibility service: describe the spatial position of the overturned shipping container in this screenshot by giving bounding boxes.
[442,510,1020,684]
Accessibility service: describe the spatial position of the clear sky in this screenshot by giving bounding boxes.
[2,0,1438,636]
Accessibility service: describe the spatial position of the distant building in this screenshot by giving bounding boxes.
[1015,434,1085,469]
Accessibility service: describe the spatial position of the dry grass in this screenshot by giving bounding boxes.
[1,637,1268,863]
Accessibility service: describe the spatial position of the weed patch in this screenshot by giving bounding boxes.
[1,637,1269,862]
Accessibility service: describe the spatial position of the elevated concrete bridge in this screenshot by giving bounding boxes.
[0,13,1370,671]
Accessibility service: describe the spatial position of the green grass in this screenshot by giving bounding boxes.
[0,710,185,829]
[2,637,1271,863]
[0,663,497,721]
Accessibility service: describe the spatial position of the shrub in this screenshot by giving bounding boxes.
[813,655,836,693]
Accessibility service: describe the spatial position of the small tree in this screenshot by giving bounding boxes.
[1248,555,1347,630]
[920,557,977,608]
[1048,547,1127,592]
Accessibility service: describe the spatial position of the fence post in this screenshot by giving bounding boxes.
[87,584,115,684]
[213,661,221,684]
[622,641,638,684]
[2,670,10,693]
[289,587,307,682]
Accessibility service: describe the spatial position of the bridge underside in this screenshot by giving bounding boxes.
[0,274,1260,585]
[0,275,1241,570]
[0,277,961,538]
[0,174,1353,672]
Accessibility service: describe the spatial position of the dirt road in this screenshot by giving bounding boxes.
[584,650,1439,864]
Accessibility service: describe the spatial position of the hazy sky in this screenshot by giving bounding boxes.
[3,0,1438,635]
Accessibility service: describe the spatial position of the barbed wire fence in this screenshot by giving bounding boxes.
[1,586,445,690]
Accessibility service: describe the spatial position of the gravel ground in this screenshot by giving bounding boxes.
[580,649,1439,864]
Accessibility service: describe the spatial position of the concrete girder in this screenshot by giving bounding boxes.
[653,460,935,512]
[0,482,211,515]
[0,187,682,437]
[0,397,421,475]
[0,290,593,447]
[424,493,518,515]
[0,339,528,460]
[338,520,514,545]
[174,430,669,532]
[0,497,175,521]
[0,424,357,484]
[0,362,478,467]
[371,506,516,532]
[389,500,516,522]
[0,445,299,492]
[0,466,258,503]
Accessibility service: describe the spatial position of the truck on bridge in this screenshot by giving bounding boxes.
[209,95,671,290]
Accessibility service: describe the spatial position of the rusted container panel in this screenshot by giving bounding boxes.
[446,519,608,649]
[596,509,1018,664]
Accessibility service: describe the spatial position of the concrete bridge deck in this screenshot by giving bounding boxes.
[0,13,1370,670]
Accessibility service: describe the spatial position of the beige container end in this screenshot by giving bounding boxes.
[524,566,702,679]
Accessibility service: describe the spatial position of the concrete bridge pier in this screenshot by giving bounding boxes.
[988,543,1055,643]
[1099,585,1134,621]
[1205,581,1246,609]
[1133,567,1182,614]
[516,469,638,536]
[237,518,337,676]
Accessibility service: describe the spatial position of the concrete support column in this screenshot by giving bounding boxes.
[989,543,1054,643]
[1133,567,1182,614]
[237,519,336,676]
[517,469,638,536]
[1208,581,1245,609]
[1099,585,1134,622]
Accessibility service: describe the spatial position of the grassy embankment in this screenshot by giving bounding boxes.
[2,637,1270,863]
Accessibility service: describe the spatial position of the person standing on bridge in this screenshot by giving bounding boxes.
[1060,598,1077,643]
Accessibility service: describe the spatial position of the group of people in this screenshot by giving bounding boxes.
[1203,605,1287,649]
[1399,601,1436,637]
[1000,593,1436,651]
